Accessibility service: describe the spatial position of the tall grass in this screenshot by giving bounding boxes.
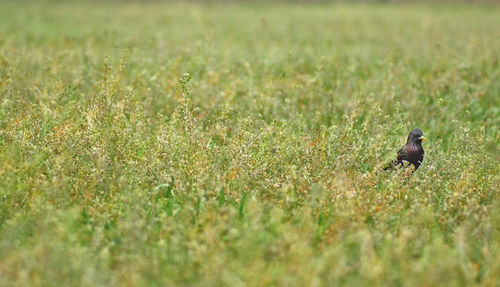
[0,1,499,286]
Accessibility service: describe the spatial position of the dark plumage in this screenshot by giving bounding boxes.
[384,128,426,172]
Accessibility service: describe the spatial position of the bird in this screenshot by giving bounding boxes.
[384,128,426,172]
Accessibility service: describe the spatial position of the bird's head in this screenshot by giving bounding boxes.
[407,128,426,144]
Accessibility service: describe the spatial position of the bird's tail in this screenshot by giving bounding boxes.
[383,160,398,171]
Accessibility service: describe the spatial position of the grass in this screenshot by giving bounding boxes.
[0,1,499,286]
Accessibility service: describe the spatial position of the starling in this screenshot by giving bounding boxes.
[384,128,426,172]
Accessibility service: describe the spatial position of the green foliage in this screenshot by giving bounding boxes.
[0,1,499,286]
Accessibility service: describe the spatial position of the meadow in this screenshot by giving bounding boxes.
[0,1,499,286]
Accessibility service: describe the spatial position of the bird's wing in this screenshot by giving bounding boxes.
[396,146,408,161]
[383,146,406,170]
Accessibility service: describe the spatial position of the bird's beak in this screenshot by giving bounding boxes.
[419,136,427,141]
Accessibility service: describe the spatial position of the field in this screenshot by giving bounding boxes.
[0,1,499,286]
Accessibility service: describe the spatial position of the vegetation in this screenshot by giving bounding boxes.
[0,1,499,286]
